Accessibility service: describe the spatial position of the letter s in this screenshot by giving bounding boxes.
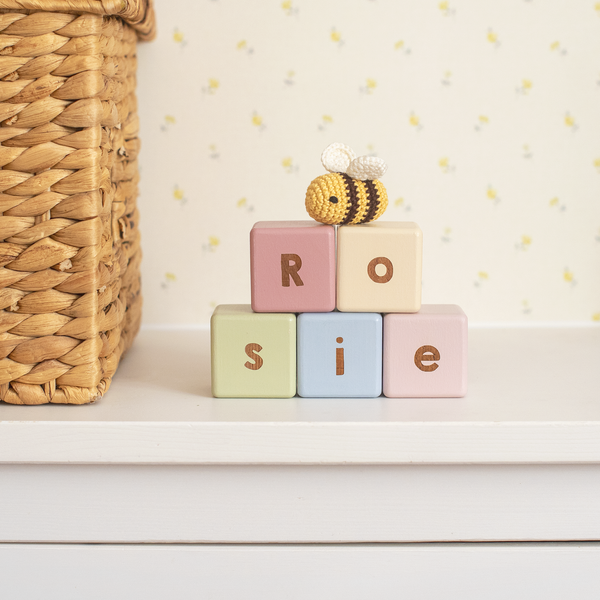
[244,343,263,370]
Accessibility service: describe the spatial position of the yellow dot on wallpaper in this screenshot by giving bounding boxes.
[521,235,532,246]
[173,187,185,201]
[439,157,449,169]
[550,41,560,51]
[395,40,405,50]
[282,0,292,11]
[592,313,600,322]
[209,236,220,248]
[395,197,405,207]
[444,227,452,234]
[165,115,176,125]
[439,1,449,10]
[366,78,377,91]
[564,113,575,127]
[594,158,600,169]
[331,29,341,43]
[487,30,498,44]
[479,115,489,124]
[549,197,559,206]
[322,115,333,123]
[563,269,573,283]
[252,114,263,127]
[165,272,177,282]
[487,187,497,200]
[522,79,532,90]
[208,78,219,91]
[237,40,247,50]
[173,29,184,44]
[409,114,420,127]
[595,2,600,12]
[282,157,293,169]
[237,198,247,208]
[478,271,489,280]
[287,70,295,78]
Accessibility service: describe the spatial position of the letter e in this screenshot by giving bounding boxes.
[414,345,440,372]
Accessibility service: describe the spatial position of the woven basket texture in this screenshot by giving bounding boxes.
[0,1,155,405]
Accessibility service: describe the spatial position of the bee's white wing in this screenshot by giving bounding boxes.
[346,155,387,181]
[321,142,356,173]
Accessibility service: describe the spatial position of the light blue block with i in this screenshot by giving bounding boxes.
[297,312,382,398]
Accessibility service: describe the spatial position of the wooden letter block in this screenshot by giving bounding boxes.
[337,221,422,313]
[211,304,296,398]
[251,221,336,313]
[383,305,468,398]
[297,312,382,398]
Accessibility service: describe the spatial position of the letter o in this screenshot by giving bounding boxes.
[367,257,393,283]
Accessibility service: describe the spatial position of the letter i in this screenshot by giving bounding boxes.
[336,337,344,376]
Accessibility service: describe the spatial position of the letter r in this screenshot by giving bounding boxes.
[281,253,304,287]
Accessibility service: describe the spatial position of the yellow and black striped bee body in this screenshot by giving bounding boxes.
[305,172,388,225]
[305,142,389,225]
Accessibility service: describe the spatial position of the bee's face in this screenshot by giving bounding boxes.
[305,173,350,225]
[305,173,388,225]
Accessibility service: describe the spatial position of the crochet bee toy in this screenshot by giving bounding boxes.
[305,142,388,225]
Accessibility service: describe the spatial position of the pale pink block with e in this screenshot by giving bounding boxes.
[383,304,468,398]
[251,221,336,313]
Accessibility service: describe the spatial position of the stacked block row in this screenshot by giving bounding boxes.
[211,304,467,398]
[211,221,468,399]
[250,221,422,314]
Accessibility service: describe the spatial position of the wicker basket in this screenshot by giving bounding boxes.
[0,1,155,405]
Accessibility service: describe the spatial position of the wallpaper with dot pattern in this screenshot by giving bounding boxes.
[136,0,600,324]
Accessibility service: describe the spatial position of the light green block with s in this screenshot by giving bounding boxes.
[211,304,296,398]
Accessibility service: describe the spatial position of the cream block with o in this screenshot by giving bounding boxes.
[337,222,422,313]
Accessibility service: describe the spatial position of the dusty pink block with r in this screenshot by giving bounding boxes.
[251,221,336,313]
[383,304,468,398]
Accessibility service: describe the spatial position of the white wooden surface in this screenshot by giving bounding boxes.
[1,543,600,600]
[1,327,599,465]
[1,327,599,544]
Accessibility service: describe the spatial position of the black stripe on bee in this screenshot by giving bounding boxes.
[340,173,360,225]
[360,180,380,224]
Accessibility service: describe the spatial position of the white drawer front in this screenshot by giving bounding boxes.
[1,464,599,543]
[1,543,600,600]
